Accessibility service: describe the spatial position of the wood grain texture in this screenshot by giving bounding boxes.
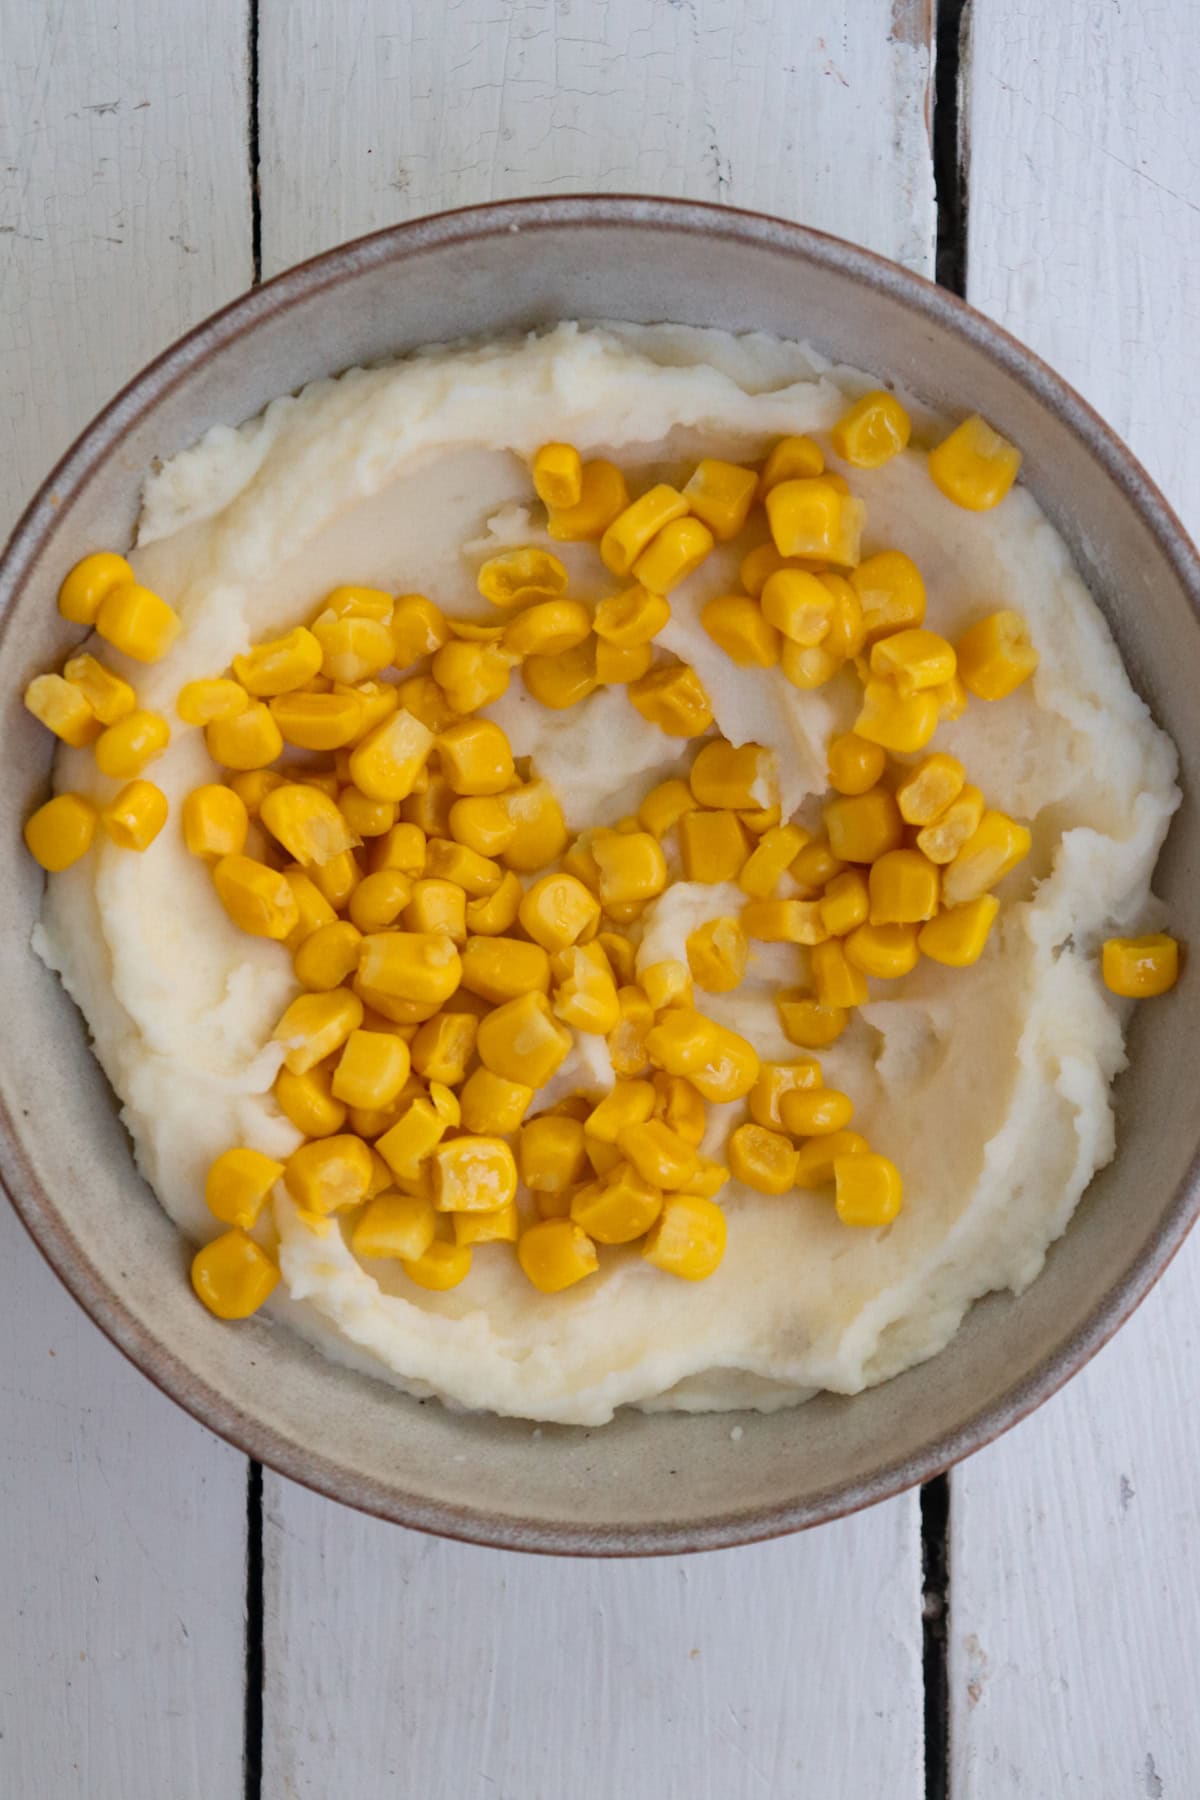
[0,2,253,1794]
[953,3,1200,1793]
[259,0,936,274]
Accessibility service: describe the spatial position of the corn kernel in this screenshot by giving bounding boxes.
[424,840,502,898]
[452,1202,519,1247]
[632,782,691,844]
[257,783,357,869]
[546,458,630,541]
[831,389,911,467]
[310,610,394,684]
[616,1118,698,1190]
[591,830,668,908]
[777,641,839,691]
[790,838,845,896]
[228,769,286,819]
[935,675,969,722]
[676,810,748,884]
[638,959,692,1013]
[684,916,748,995]
[956,609,1039,701]
[433,724,510,802]
[726,1122,797,1195]
[338,788,396,840]
[58,550,133,625]
[448,791,515,859]
[627,662,713,737]
[593,586,670,648]
[739,543,793,597]
[462,869,521,936]
[212,853,300,939]
[458,935,550,1004]
[390,593,449,668]
[677,1159,730,1201]
[918,896,1000,968]
[95,581,181,662]
[820,869,870,937]
[1101,933,1180,998]
[532,441,583,510]
[759,434,824,496]
[780,1086,854,1138]
[689,741,778,814]
[394,1238,470,1290]
[916,783,986,864]
[748,1060,822,1130]
[335,868,410,934]
[454,1067,530,1135]
[515,874,598,956]
[318,585,394,625]
[274,1064,347,1138]
[790,1130,868,1188]
[871,630,956,699]
[497,780,566,873]
[295,765,341,801]
[278,874,337,954]
[22,672,99,747]
[206,700,284,769]
[330,1029,412,1110]
[291,919,361,992]
[642,1193,726,1280]
[476,991,573,1087]
[853,679,939,755]
[929,414,1021,511]
[741,898,826,945]
[63,654,137,726]
[820,573,866,662]
[284,1134,374,1214]
[181,784,248,860]
[205,1147,284,1230]
[646,1008,758,1102]
[375,1097,447,1178]
[307,848,363,911]
[272,987,363,1076]
[644,1074,703,1149]
[811,939,869,1009]
[761,568,834,645]
[766,478,865,568]
[942,810,1031,906]
[477,547,568,610]
[632,517,714,593]
[431,1135,518,1214]
[599,485,687,578]
[563,1164,659,1244]
[408,1011,475,1086]
[233,626,323,698]
[176,677,248,727]
[896,753,965,827]
[351,1192,437,1262]
[191,1229,278,1319]
[585,1080,656,1145]
[345,709,433,804]
[777,994,848,1048]
[100,778,167,851]
[433,639,514,714]
[94,708,170,778]
[521,638,598,710]
[502,599,592,660]
[519,1113,588,1193]
[356,931,462,1014]
[607,985,655,1077]
[835,1152,903,1227]
[850,551,927,647]
[517,1217,598,1291]
[868,848,940,926]
[594,637,652,685]
[699,593,780,668]
[824,787,904,863]
[370,821,427,877]
[735,824,808,900]
[824,731,883,798]
[845,921,920,979]
[666,462,751,548]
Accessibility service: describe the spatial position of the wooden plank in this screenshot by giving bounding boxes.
[952,3,1200,1793]
[258,6,934,1798]
[0,1,253,1793]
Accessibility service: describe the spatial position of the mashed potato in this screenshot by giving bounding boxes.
[33,324,1179,1425]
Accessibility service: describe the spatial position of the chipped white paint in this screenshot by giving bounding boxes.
[953,2,1200,1793]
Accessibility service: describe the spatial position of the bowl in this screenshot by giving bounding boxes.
[2,197,1198,1555]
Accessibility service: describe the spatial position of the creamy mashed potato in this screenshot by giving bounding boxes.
[33,324,1178,1425]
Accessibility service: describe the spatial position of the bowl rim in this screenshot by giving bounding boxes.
[4,193,1200,1556]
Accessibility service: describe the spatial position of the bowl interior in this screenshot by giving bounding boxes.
[2,201,1198,1552]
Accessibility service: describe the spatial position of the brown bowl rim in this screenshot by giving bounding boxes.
[3,194,1200,1556]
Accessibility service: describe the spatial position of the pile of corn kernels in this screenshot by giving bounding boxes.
[23,391,1181,1323]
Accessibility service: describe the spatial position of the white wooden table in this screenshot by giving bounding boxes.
[2,3,1198,1793]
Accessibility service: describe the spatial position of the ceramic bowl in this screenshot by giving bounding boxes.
[2,198,1198,1554]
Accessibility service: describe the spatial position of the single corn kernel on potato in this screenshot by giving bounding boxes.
[916,783,986,864]
[835,1152,903,1227]
[269,690,367,751]
[532,441,583,510]
[628,663,713,737]
[758,434,825,496]
[869,848,940,925]
[295,765,341,800]
[792,1130,869,1188]
[827,731,887,797]
[570,1165,663,1245]
[503,599,592,659]
[765,479,865,568]
[100,779,168,851]
[453,1201,520,1247]
[348,708,434,803]
[846,921,921,979]
[431,1135,519,1213]
[592,586,669,648]
[356,930,463,1012]
[942,810,1031,907]
[229,769,286,818]
[207,701,285,769]
[58,550,133,624]
[438,718,514,796]
[284,1134,374,1215]
[501,779,569,873]
[274,1063,347,1138]
[375,1097,447,1178]
[433,639,515,714]
[176,677,249,726]
[608,984,655,1077]
[447,796,514,859]
[591,829,668,907]
[632,517,714,593]
[477,546,568,609]
[519,1113,589,1192]
[741,898,827,945]
[650,1072,707,1146]
[317,584,394,625]
[700,594,781,668]
[411,1010,477,1084]
[918,895,1000,968]
[678,1158,730,1201]
[777,994,848,1049]
[401,1239,473,1291]
[686,916,748,994]
[600,485,689,578]
[391,593,450,668]
[585,1079,656,1145]
[521,637,598,709]
[425,839,502,897]
[278,869,337,949]
[739,542,796,596]
[821,573,867,661]
[94,709,170,778]
[595,639,652,690]
[955,609,1039,700]
[311,610,394,684]
[331,1028,412,1110]
[780,640,842,691]
[476,991,573,1087]
[646,1008,759,1102]
[811,938,870,1009]
[935,675,969,722]
[824,787,904,864]
[1101,933,1180,998]
[546,458,630,541]
[637,779,698,841]
[518,872,601,952]
[465,869,524,935]
[306,849,363,912]
[738,824,809,900]
[348,870,414,933]
[183,784,249,860]
[617,1119,698,1190]
[260,783,359,868]
[689,740,779,813]
[403,878,467,943]
[853,678,940,755]
[831,389,912,467]
[748,1060,823,1130]
[896,752,966,827]
[23,672,101,747]
[850,550,927,646]
[929,414,1022,511]
[791,838,846,895]
[820,869,870,937]
[459,934,550,1002]
[642,1193,726,1281]
[191,1230,279,1319]
[205,1147,284,1229]
[729,1123,799,1195]
[351,1192,437,1262]
[213,853,300,940]
[63,653,136,727]
[553,946,621,1035]
[340,788,397,839]
[95,581,181,662]
[760,568,835,645]
[678,810,749,884]
[459,1067,535,1134]
[370,820,427,876]
[871,628,956,696]
[518,1217,599,1292]
[683,458,758,540]
[639,957,692,1011]
[273,988,363,1075]
[781,1086,855,1136]
[233,626,323,697]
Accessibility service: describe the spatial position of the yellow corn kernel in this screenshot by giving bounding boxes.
[458,937,550,1007]
[594,638,654,685]
[233,627,323,698]
[871,630,957,699]
[317,585,394,625]
[295,765,341,801]
[765,478,865,568]
[344,870,410,933]
[935,674,969,723]
[777,994,848,1049]
[845,921,921,979]
[741,898,827,945]
[868,849,940,926]
[502,600,592,660]
[435,723,512,801]
[348,1100,407,1144]
[273,988,363,1078]
[545,456,629,541]
[836,1152,903,1227]
[599,485,687,578]
[228,769,285,819]
[759,434,825,496]
[205,1147,284,1230]
[95,582,181,662]
[743,810,782,838]
[58,550,133,625]
[728,1122,798,1195]
[760,568,835,645]
[212,853,300,940]
[792,1130,869,1188]
[351,1192,437,1262]
[811,938,869,1009]
[384,591,445,665]
[330,1028,411,1110]
[430,1135,518,1215]
[689,740,778,814]
[100,779,168,851]
[738,543,793,597]
[632,517,714,594]
[339,788,397,840]
[642,1193,726,1281]
[259,783,358,868]
[779,641,841,691]
[409,1012,475,1087]
[531,441,583,510]
[825,730,884,797]
[942,810,1031,906]
[831,390,911,467]
[452,1201,519,1247]
[62,653,136,727]
[592,830,668,907]
[789,838,844,896]
[347,709,434,803]
[462,869,520,937]
[686,916,748,994]
[678,810,749,884]
[737,823,808,900]
[820,572,866,662]
[645,1074,703,1149]
[517,872,600,954]
[388,678,450,739]
[176,677,249,727]
[94,709,170,778]
[567,1165,661,1245]
[431,640,512,714]
[281,871,337,950]
[1101,933,1180,998]
[424,840,501,899]
[640,959,693,1013]
[896,753,965,827]
[780,1087,854,1136]
[395,1238,470,1290]
[824,787,904,864]
[23,672,100,747]
[446,795,515,859]
[21,795,92,871]
[561,831,600,894]
[679,458,755,540]
[476,991,573,1087]
[496,781,564,874]
[519,1113,589,1194]
[370,821,427,877]
[918,896,1000,968]
[307,848,363,911]
[284,1133,374,1216]
[916,783,986,865]
[850,550,927,647]
[356,931,463,1014]
[207,701,286,769]
[635,779,695,842]
[748,1060,823,1130]
[274,1063,347,1138]
[521,639,598,710]
[955,609,1039,701]
[310,610,394,685]
[516,1217,598,1291]
[182,784,248,860]
[593,586,670,648]
[191,1229,278,1319]
[700,594,781,668]
[853,678,940,755]
[646,1008,758,1102]
[585,1079,656,1145]
[929,414,1022,511]
[456,1067,531,1134]
[617,1118,698,1190]
[604,984,651,1077]
[478,547,569,610]
[375,1097,446,1178]
[820,869,870,937]
[627,663,713,738]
